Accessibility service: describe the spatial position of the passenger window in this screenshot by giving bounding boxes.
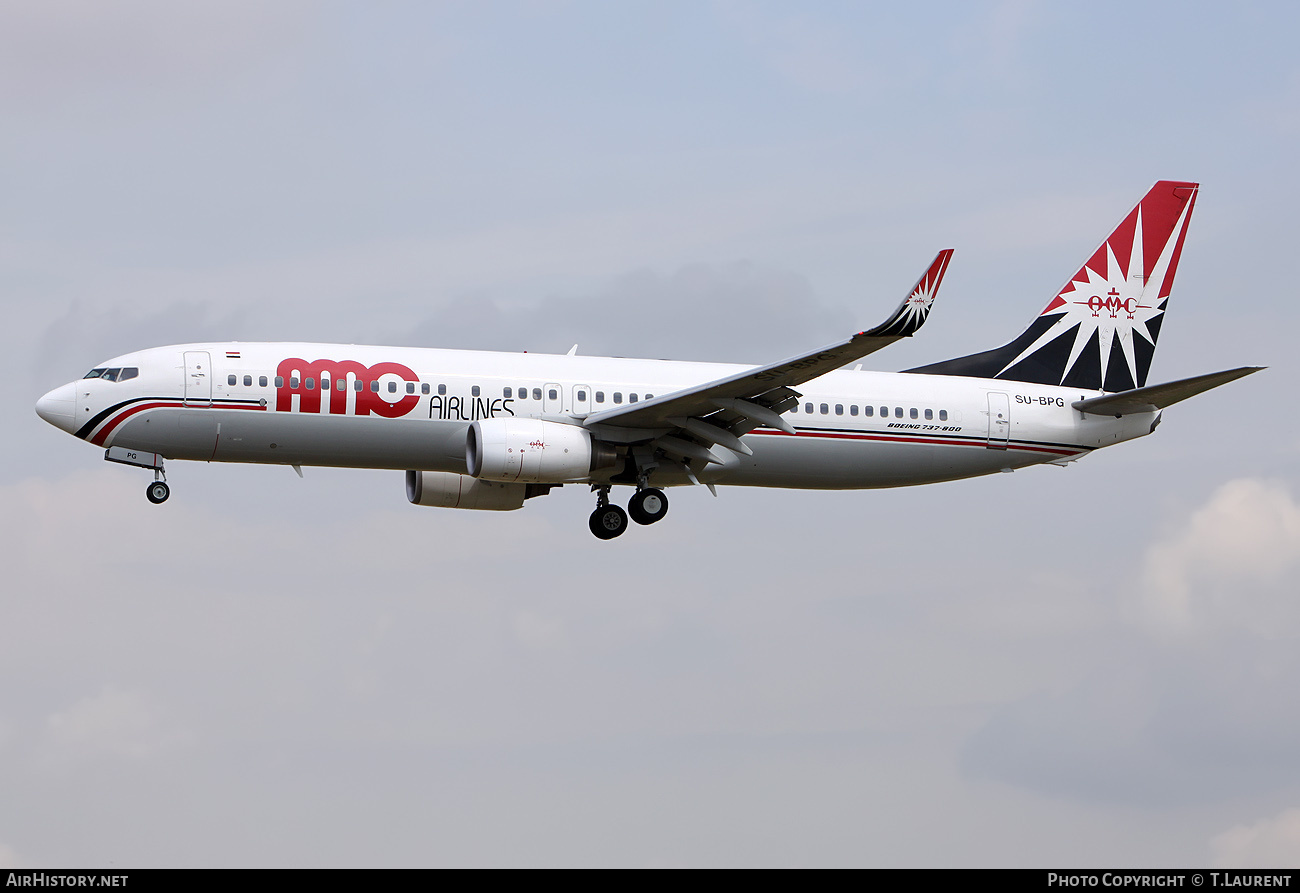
[406,382,415,394]
[276,376,285,388]
[259,376,268,387]
[645,394,653,400]
[388,381,397,393]
[894,407,903,418]
[354,380,363,391]
[629,393,638,403]
[504,387,512,398]
[910,408,918,419]
[595,391,605,403]
[533,388,542,400]
[835,404,843,415]
[243,375,252,387]
[548,388,557,400]
[939,410,948,421]
[472,386,480,397]
[865,405,874,417]
[577,389,587,401]
[805,403,813,413]
[336,378,345,391]
[819,403,827,414]
[119,367,138,382]
[370,381,379,392]
[228,374,237,386]
[307,378,316,390]
[438,384,447,395]
[614,392,623,404]
[290,377,300,388]
[421,384,430,395]
[924,409,933,420]
[850,405,858,416]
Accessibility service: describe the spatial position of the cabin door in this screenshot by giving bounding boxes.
[184,351,212,406]
[986,392,1010,449]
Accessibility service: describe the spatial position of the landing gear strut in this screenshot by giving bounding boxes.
[588,486,628,540]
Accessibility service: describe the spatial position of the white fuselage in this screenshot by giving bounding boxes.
[39,342,1156,490]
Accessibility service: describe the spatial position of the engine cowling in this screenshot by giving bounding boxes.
[406,470,526,511]
[466,418,617,484]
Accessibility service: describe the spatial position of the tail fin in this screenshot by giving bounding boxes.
[907,180,1199,391]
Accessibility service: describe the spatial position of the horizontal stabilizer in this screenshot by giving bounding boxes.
[1072,367,1264,416]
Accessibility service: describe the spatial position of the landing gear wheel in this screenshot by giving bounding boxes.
[146,481,171,504]
[628,488,668,525]
[589,504,629,540]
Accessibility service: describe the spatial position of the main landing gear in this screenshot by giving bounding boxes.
[588,485,669,539]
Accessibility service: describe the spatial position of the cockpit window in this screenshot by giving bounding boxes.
[84,368,106,379]
[118,367,138,381]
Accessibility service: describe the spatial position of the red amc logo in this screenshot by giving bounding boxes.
[1076,287,1149,320]
[275,358,421,418]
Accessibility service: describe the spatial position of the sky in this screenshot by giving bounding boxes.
[2,0,1298,868]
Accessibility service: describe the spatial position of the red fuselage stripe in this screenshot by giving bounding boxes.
[89,401,264,446]
[751,427,1080,456]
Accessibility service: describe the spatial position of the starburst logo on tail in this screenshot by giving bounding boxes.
[996,195,1193,391]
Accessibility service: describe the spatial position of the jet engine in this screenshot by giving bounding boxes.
[406,470,527,511]
[466,418,617,484]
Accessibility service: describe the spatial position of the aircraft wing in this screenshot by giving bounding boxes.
[582,250,953,459]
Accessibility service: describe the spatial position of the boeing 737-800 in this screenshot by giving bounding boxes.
[35,181,1260,538]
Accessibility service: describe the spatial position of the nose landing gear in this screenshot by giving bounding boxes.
[104,446,170,504]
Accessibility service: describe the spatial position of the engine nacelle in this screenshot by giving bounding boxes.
[466,418,617,484]
[406,470,526,511]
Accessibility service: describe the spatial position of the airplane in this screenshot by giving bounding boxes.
[35,180,1261,539]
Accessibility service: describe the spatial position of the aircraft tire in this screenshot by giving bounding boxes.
[589,504,628,539]
[628,488,668,525]
[146,481,171,504]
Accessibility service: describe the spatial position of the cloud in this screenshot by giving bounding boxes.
[401,261,853,361]
[961,478,1300,808]
[1211,808,1300,868]
[42,686,181,766]
[0,1,309,109]
[1134,479,1300,636]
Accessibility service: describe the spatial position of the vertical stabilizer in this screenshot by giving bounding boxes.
[907,181,1198,391]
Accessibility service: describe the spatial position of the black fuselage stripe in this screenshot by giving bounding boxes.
[74,397,263,440]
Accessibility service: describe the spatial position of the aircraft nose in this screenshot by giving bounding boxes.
[35,382,78,434]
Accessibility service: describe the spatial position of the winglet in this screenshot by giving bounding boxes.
[862,248,953,338]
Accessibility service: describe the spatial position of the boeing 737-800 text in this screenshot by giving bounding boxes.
[35,181,1260,538]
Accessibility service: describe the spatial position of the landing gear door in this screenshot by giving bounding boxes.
[184,351,212,406]
[986,391,1010,449]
